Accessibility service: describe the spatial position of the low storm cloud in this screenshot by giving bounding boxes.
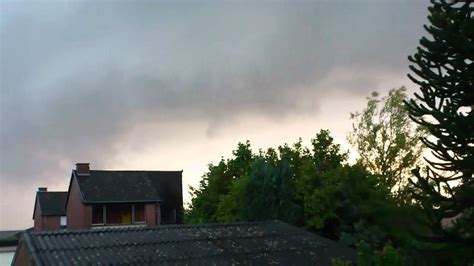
[1,1,428,229]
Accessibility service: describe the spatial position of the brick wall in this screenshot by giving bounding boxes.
[66,175,92,230]
[43,216,61,231]
[145,203,160,226]
[33,200,43,232]
[12,240,33,266]
[33,196,62,231]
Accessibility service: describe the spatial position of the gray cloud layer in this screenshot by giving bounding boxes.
[1,1,428,228]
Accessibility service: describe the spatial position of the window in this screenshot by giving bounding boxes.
[106,204,132,225]
[60,216,67,227]
[133,204,145,223]
[161,207,177,224]
[92,204,145,226]
[92,205,104,225]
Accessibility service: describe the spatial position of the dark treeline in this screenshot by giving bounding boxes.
[185,1,473,265]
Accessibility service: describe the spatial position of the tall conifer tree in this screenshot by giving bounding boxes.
[405,0,473,262]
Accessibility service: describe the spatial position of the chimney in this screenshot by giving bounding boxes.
[76,163,90,175]
[38,187,47,192]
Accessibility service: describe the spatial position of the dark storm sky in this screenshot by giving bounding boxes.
[0,0,428,229]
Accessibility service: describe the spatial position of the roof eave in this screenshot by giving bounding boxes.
[65,170,87,211]
[32,194,39,220]
[42,213,66,217]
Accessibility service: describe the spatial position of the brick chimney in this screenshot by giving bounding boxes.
[76,163,90,175]
[38,187,47,192]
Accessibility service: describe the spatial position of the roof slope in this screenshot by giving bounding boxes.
[35,192,67,217]
[75,170,182,206]
[19,221,356,265]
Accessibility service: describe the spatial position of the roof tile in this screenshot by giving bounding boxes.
[36,192,67,216]
[20,221,356,265]
[75,170,182,206]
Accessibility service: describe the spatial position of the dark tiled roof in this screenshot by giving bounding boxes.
[18,221,356,265]
[75,170,182,207]
[34,192,67,217]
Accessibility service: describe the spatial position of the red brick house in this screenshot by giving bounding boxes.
[65,163,184,229]
[33,163,183,231]
[32,188,67,231]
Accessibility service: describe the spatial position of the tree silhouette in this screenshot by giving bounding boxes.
[405,0,473,263]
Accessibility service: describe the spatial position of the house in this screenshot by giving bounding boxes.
[0,230,22,266]
[32,188,67,231]
[13,221,357,265]
[14,163,358,265]
[30,163,184,232]
[65,163,184,230]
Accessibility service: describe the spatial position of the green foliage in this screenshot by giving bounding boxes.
[341,221,387,250]
[215,173,249,222]
[357,241,405,266]
[348,87,425,195]
[186,130,414,252]
[186,141,253,223]
[405,0,474,263]
[357,241,373,266]
[299,165,344,232]
[240,158,302,224]
[294,130,351,235]
[373,244,404,266]
[312,129,348,171]
[331,257,352,266]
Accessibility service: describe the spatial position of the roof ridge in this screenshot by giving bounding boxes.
[31,220,283,236]
[32,232,304,252]
[158,220,279,229]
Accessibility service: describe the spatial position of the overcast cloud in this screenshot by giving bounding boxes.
[0,1,428,229]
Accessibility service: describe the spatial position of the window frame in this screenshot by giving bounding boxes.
[92,205,106,226]
[132,204,146,224]
[92,203,146,226]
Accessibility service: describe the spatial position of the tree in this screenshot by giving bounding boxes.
[295,130,348,235]
[405,0,474,263]
[186,141,253,223]
[348,87,425,195]
[185,130,417,257]
[240,158,302,224]
[312,129,348,171]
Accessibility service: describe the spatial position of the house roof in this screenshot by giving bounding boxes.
[17,221,356,265]
[73,170,183,206]
[32,192,67,218]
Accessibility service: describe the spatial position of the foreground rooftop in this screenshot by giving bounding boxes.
[15,221,356,265]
